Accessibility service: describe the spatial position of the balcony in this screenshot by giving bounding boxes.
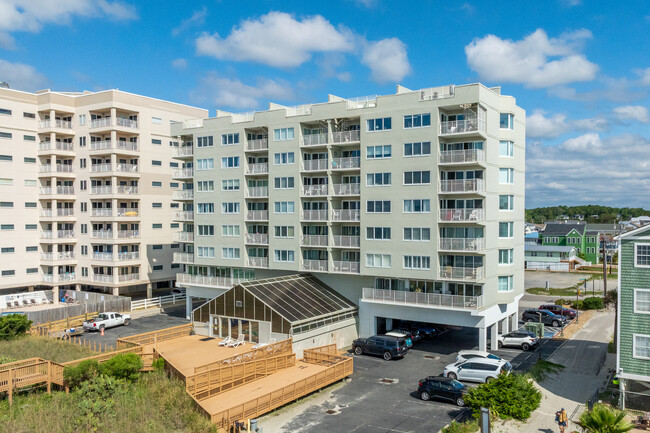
[118,273,140,282]
[245,210,268,221]
[116,208,140,218]
[38,141,74,154]
[118,230,140,239]
[245,233,269,245]
[116,118,138,129]
[362,288,484,310]
[301,210,328,221]
[332,209,360,222]
[332,261,360,274]
[90,163,112,174]
[439,179,485,193]
[332,183,360,196]
[439,238,485,252]
[173,190,194,200]
[90,209,113,217]
[39,164,74,176]
[57,230,76,240]
[439,266,485,281]
[91,230,114,239]
[41,252,76,261]
[301,133,328,147]
[172,146,194,158]
[172,168,194,179]
[173,211,194,221]
[302,184,328,197]
[439,208,485,223]
[246,163,268,175]
[302,159,328,172]
[117,252,140,261]
[175,273,244,289]
[92,274,114,283]
[116,163,139,174]
[301,259,328,272]
[246,186,268,198]
[92,252,114,261]
[90,117,112,129]
[173,252,194,264]
[331,157,360,170]
[439,149,485,165]
[247,257,269,268]
[89,140,139,152]
[301,235,328,247]
[116,186,139,195]
[246,138,268,152]
[39,119,73,130]
[40,186,75,196]
[90,186,112,195]
[40,230,54,239]
[332,130,360,144]
[43,273,76,283]
[332,235,360,248]
[174,231,194,243]
[40,208,75,218]
[439,117,484,136]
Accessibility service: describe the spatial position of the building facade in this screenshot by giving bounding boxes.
[171,83,525,350]
[541,222,622,264]
[0,87,207,297]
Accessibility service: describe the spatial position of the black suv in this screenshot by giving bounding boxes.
[521,309,567,327]
[539,304,577,319]
[352,335,408,360]
[418,376,466,406]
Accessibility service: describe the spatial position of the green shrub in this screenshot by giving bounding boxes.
[442,420,479,433]
[74,374,131,431]
[64,359,100,388]
[582,297,603,310]
[152,357,165,371]
[577,403,633,433]
[0,314,32,340]
[0,355,16,364]
[464,373,542,421]
[98,353,143,381]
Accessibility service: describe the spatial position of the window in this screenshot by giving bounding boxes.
[499,140,514,157]
[499,195,514,210]
[152,117,162,124]
[222,248,240,259]
[274,250,295,262]
[273,128,295,141]
[222,133,240,145]
[274,177,295,189]
[0,108,10,115]
[197,203,215,214]
[152,181,162,187]
[81,224,87,234]
[0,132,11,139]
[171,223,179,228]
[171,264,180,269]
[153,203,163,208]
[152,160,162,166]
[403,228,431,241]
[24,179,36,187]
[197,158,214,170]
[80,202,87,212]
[81,246,88,255]
[152,223,162,229]
[79,136,86,147]
[404,255,430,269]
[499,222,514,238]
[23,112,35,119]
[24,157,36,163]
[25,202,36,208]
[500,113,514,130]
[404,141,431,157]
[0,224,13,230]
[197,136,214,147]
[26,268,38,274]
[197,246,215,258]
[366,145,392,159]
[79,158,86,168]
[149,138,161,145]
[80,181,87,191]
[24,135,36,142]
[0,202,13,208]
[366,200,391,213]
[403,113,431,128]
[170,162,179,168]
[404,171,431,185]
[634,289,650,314]
[222,179,240,191]
[634,335,650,359]
[197,180,214,192]
[170,182,179,188]
[366,254,391,268]
[221,202,240,214]
[274,201,295,214]
[221,225,239,236]
[499,168,514,184]
[25,224,36,230]
[366,117,392,131]
[78,114,86,125]
[152,244,163,250]
[403,199,430,213]
[366,227,391,240]
[498,276,513,292]
[0,178,12,185]
[81,267,89,277]
[499,249,514,265]
[366,173,391,187]
[274,152,295,165]
[636,244,650,267]
[274,226,295,238]
[1,247,15,253]
[221,156,240,168]
[0,155,12,161]
[2,270,15,276]
[198,225,215,236]
[25,246,37,252]
[153,265,163,271]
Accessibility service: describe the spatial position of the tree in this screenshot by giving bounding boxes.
[577,404,633,433]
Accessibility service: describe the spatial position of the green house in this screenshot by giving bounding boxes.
[542,223,622,264]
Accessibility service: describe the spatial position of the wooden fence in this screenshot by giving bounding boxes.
[32,312,98,334]
[116,323,193,349]
[194,338,293,374]
[303,346,349,366]
[0,359,65,404]
[0,357,45,372]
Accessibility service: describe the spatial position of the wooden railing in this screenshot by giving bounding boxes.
[303,348,350,367]
[0,359,65,404]
[0,357,45,372]
[116,323,193,348]
[61,345,144,368]
[32,312,98,334]
[194,339,293,374]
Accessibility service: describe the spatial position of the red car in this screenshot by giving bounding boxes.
[539,304,577,319]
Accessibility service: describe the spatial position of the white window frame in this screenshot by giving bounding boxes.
[221,225,240,237]
[274,152,295,165]
[635,243,650,268]
[366,173,391,187]
[403,255,431,270]
[274,249,295,262]
[403,171,431,185]
[499,140,514,157]
[196,158,214,171]
[403,199,431,214]
[500,113,514,130]
[403,113,431,129]
[366,117,392,132]
[221,179,240,191]
[499,195,514,211]
[366,253,391,268]
[273,128,295,141]
[366,145,392,159]
[499,168,514,184]
[634,289,650,314]
[221,156,240,168]
[366,227,391,240]
[403,227,431,242]
[221,202,240,214]
[274,201,295,214]
[197,180,214,192]
[498,249,514,265]
[222,133,240,146]
[499,222,514,238]
[633,334,650,360]
[222,247,240,259]
[403,141,431,157]
[498,275,514,292]
[274,226,295,238]
[273,177,295,189]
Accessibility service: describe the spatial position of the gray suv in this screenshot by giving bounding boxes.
[521,309,567,327]
[352,335,408,360]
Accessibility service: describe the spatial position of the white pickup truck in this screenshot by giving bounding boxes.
[83,312,131,331]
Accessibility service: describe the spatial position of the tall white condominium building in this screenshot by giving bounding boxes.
[171,83,525,350]
[0,87,207,298]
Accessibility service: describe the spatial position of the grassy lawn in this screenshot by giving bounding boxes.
[528,359,565,382]
[0,335,95,364]
[526,286,603,296]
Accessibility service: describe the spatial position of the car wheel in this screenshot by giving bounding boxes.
[124,319,131,326]
[448,372,457,380]
[420,391,431,401]
[522,343,530,351]
[485,376,495,383]
[383,351,392,361]
[456,396,465,407]
[498,341,503,348]
[354,346,363,356]
[552,320,559,327]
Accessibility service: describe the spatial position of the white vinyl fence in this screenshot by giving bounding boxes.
[131,293,186,310]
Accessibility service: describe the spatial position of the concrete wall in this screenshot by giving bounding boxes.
[291,317,358,358]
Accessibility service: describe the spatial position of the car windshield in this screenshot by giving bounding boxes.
[501,362,513,372]
[450,380,465,390]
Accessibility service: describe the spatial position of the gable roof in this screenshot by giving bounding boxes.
[525,245,577,253]
[585,223,624,235]
[616,224,650,240]
[542,223,586,237]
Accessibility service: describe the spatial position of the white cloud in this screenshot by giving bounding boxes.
[526,109,608,139]
[560,0,581,6]
[172,7,206,36]
[196,12,354,68]
[465,28,598,88]
[613,105,650,123]
[171,58,188,70]
[189,74,293,110]
[561,133,602,152]
[0,59,49,91]
[361,38,411,83]
[337,72,352,82]
[353,0,376,7]
[640,67,650,85]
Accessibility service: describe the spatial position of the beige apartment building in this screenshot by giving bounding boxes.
[0,87,207,298]
[171,83,525,351]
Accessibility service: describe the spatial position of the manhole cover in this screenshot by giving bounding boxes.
[379,378,398,384]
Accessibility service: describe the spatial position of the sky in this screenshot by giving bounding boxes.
[0,0,649,209]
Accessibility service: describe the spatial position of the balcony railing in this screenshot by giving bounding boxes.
[173,252,194,264]
[116,117,138,128]
[118,273,140,282]
[172,146,194,158]
[302,133,328,146]
[246,163,268,175]
[173,190,194,200]
[43,273,76,283]
[92,252,114,261]
[173,211,194,221]
[39,142,73,152]
[41,208,74,217]
[439,238,485,252]
[332,183,360,196]
[172,168,194,178]
[247,257,269,268]
[419,85,455,101]
[115,163,138,173]
[331,157,360,170]
[92,274,114,283]
[246,138,268,151]
[439,179,485,193]
[439,208,484,222]
[245,210,268,221]
[440,117,484,135]
[116,186,139,195]
[90,186,111,195]
[439,266,485,281]
[246,186,268,198]
[302,159,328,172]
[332,261,360,274]
[117,252,140,261]
[439,149,485,164]
[332,209,360,221]
[39,119,72,129]
[301,259,328,272]
[362,287,484,310]
[332,235,360,248]
[173,231,194,242]
[40,230,54,239]
[40,186,74,195]
[90,141,139,151]
[90,140,112,150]
[332,130,360,143]
[303,184,328,196]
[301,235,328,247]
[301,210,328,221]
[118,230,139,239]
[90,117,112,128]
[92,230,114,239]
[116,208,139,217]
[176,273,245,288]
[90,163,112,173]
[90,209,113,217]
[57,230,75,239]
[42,252,73,261]
[245,233,269,245]
[39,164,74,174]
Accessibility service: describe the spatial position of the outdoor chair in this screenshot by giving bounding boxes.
[227,334,245,348]
[218,336,233,346]
[252,341,267,350]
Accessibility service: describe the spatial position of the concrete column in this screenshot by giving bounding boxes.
[502,317,510,334]
[478,326,487,351]
[27,286,35,292]
[510,313,519,331]
[186,295,193,320]
[52,286,59,304]
[619,378,626,410]
[146,283,152,299]
[490,323,498,351]
[385,318,393,332]
[75,284,81,292]
[111,287,119,296]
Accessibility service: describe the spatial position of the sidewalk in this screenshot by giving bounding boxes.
[495,310,615,433]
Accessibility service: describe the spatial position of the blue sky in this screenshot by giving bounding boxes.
[1,0,649,208]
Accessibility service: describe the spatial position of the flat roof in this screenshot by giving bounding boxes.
[525,245,576,253]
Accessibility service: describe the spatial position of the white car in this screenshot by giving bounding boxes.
[456,350,502,363]
[83,312,131,331]
[497,331,539,351]
[170,287,186,296]
[444,358,512,383]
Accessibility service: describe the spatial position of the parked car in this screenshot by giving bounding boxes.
[352,335,409,360]
[522,309,567,327]
[385,331,413,347]
[539,304,577,319]
[170,287,185,296]
[393,327,422,343]
[414,323,436,337]
[83,312,131,331]
[456,350,502,363]
[418,376,467,406]
[497,331,539,350]
[444,358,513,383]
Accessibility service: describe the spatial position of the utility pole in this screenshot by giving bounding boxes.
[601,235,607,301]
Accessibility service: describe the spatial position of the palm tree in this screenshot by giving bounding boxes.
[577,404,633,433]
